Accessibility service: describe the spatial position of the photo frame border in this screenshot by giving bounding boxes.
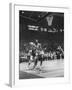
[9,3,70,87]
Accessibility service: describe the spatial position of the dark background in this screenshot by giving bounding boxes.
[19,11,64,52]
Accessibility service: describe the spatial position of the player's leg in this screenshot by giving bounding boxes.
[33,56,38,69]
[28,55,33,66]
[40,57,43,66]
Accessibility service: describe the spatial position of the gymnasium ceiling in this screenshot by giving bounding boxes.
[19,10,64,29]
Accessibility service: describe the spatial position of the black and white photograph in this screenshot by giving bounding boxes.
[19,10,64,79]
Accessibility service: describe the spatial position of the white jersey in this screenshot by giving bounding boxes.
[30,55,33,61]
[39,50,44,55]
[28,50,32,56]
[36,43,41,48]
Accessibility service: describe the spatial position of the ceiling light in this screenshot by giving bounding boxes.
[22,11,24,14]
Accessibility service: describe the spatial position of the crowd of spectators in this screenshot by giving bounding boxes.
[19,39,64,63]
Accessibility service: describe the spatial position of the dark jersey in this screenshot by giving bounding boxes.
[32,49,36,57]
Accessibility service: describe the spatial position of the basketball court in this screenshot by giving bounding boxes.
[19,59,64,79]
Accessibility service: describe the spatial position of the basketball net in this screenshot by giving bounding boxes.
[46,16,53,26]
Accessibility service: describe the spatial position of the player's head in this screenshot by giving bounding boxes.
[35,39,38,43]
[58,45,61,50]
